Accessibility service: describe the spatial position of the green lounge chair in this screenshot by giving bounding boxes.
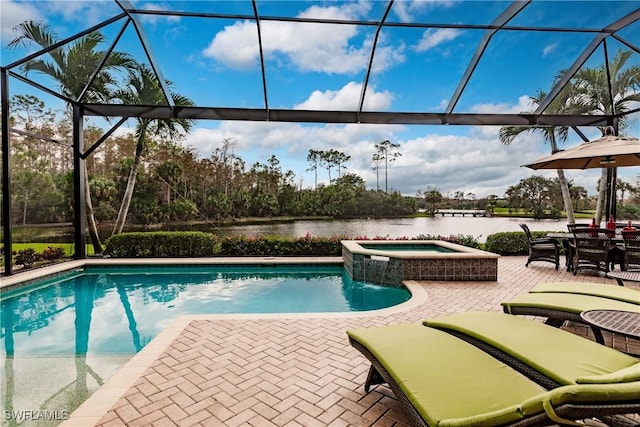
[501,291,640,344]
[529,282,640,304]
[347,323,640,426]
[423,312,639,389]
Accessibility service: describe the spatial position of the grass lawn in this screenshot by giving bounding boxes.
[492,207,595,219]
[10,242,96,255]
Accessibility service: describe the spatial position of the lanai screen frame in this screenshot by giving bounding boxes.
[2,0,640,275]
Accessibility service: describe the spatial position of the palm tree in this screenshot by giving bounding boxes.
[9,20,135,253]
[499,88,576,224]
[111,64,194,235]
[570,49,640,223]
[374,140,402,193]
[616,178,635,206]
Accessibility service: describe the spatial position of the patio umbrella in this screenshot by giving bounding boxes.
[523,134,640,170]
[522,129,640,221]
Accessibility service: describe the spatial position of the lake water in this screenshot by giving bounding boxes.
[187,217,568,243]
[16,216,570,244]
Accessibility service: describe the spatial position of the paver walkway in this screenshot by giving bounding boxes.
[64,256,639,427]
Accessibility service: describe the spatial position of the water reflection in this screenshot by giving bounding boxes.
[26,217,565,244]
[1,266,409,425]
[1,276,105,426]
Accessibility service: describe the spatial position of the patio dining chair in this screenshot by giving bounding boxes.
[622,229,640,271]
[519,223,560,270]
[571,227,615,276]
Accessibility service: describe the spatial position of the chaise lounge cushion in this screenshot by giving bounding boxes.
[576,363,640,384]
[347,323,546,426]
[530,282,640,305]
[441,382,640,427]
[423,312,639,386]
[502,292,640,315]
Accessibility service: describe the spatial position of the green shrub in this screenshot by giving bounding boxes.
[104,231,217,257]
[13,248,40,268]
[104,231,489,258]
[414,234,481,249]
[41,246,66,262]
[484,230,554,255]
[219,234,345,256]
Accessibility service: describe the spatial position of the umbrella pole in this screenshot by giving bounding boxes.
[605,167,617,222]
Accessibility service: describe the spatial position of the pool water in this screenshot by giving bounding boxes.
[359,243,456,252]
[1,264,410,426]
[1,264,410,356]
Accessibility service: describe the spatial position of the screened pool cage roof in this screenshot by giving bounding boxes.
[2,0,640,275]
[2,0,640,129]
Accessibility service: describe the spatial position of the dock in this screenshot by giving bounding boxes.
[435,209,488,217]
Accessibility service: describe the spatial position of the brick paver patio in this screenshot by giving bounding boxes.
[60,256,639,427]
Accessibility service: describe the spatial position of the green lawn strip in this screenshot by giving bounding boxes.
[1,243,96,266]
[492,207,595,219]
[12,242,94,255]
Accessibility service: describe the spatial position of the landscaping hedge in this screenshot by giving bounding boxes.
[218,235,345,256]
[102,231,504,257]
[484,230,557,255]
[104,231,217,257]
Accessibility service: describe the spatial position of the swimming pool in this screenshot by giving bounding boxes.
[1,264,410,356]
[359,242,456,252]
[1,263,410,426]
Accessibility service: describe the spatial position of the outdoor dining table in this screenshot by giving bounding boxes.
[546,232,578,271]
[606,270,640,287]
[580,310,640,355]
[545,231,625,272]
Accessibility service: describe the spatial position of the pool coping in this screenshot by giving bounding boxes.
[2,257,428,427]
[341,239,500,259]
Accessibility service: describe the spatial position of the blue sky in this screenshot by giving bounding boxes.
[2,0,639,199]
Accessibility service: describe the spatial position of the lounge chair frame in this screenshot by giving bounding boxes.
[501,304,608,343]
[349,336,640,427]
[438,329,640,427]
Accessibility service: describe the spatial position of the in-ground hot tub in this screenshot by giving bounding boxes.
[342,240,500,286]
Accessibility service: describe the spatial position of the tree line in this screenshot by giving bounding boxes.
[4,20,640,253]
[6,95,416,227]
[4,21,416,253]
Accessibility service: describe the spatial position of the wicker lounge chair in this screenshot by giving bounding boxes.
[423,312,640,427]
[528,281,640,305]
[347,323,640,427]
[424,312,639,387]
[501,291,640,344]
[520,223,560,270]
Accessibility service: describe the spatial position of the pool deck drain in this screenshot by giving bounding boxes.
[11,256,637,427]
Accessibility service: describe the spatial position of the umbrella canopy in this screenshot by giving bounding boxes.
[522,130,640,222]
[523,134,640,170]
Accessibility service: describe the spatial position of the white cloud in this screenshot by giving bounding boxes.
[176,92,626,199]
[543,43,557,57]
[1,0,43,40]
[202,2,403,74]
[40,0,117,27]
[414,28,461,52]
[138,2,181,25]
[470,95,534,114]
[294,81,393,111]
[393,1,457,23]
[202,20,259,69]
